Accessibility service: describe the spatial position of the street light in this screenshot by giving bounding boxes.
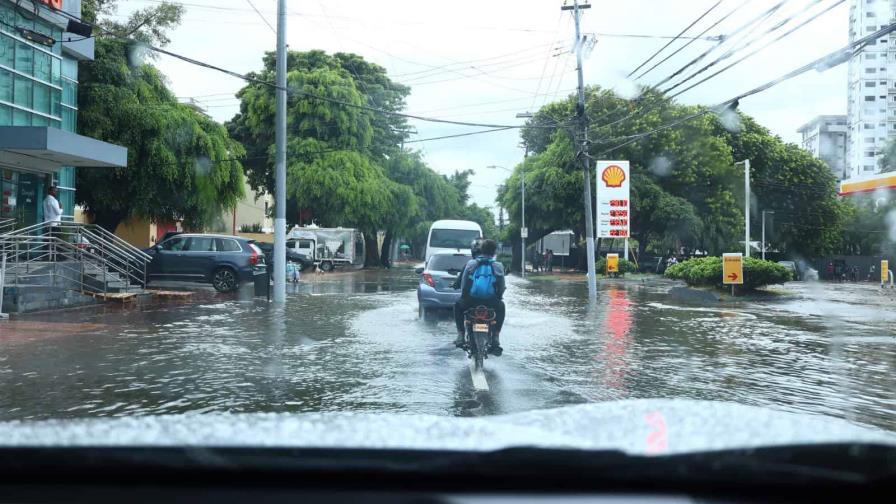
[487,164,525,278]
[762,210,774,261]
[734,159,751,257]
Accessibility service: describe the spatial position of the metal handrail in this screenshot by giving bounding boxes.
[0,235,145,290]
[0,218,14,235]
[3,221,149,283]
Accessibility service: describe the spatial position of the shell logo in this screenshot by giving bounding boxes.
[601,164,626,188]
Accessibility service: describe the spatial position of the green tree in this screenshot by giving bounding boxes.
[505,86,844,270]
[77,38,245,231]
[712,115,847,257]
[75,1,245,231]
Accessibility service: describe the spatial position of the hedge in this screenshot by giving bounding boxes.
[665,256,792,290]
[596,257,638,275]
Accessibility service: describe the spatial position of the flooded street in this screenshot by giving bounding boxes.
[1,269,894,432]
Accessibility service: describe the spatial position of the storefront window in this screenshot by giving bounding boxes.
[61,57,77,81]
[15,40,32,73]
[34,50,50,81]
[0,33,12,67]
[12,108,29,125]
[51,57,60,85]
[51,88,60,117]
[61,78,75,105]
[13,74,31,108]
[0,68,11,101]
[33,81,49,113]
[61,106,76,131]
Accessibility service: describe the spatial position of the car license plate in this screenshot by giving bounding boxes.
[473,323,488,332]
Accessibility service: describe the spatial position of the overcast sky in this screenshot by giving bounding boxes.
[117,0,849,211]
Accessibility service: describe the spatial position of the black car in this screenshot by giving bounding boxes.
[145,234,266,292]
[255,241,315,274]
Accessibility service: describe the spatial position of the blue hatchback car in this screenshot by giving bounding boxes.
[416,252,471,319]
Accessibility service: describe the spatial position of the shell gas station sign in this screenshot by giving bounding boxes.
[839,173,896,196]
[596,161,630,239]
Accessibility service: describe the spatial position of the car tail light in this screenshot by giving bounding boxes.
[249,247,259,266]
[422,273,435,287]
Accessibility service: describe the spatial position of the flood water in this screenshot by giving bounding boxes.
[1,269,894,432]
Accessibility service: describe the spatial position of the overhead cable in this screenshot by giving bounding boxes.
[626,0,724,78]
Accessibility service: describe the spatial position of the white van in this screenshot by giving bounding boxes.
[425,220,483,262]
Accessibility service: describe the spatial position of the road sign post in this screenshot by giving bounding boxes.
[606,253,619,276]
[723,253,744,295]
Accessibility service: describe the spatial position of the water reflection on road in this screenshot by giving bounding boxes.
[1,269,894,432]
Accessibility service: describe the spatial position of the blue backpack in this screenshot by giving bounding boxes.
[469,258,497,299]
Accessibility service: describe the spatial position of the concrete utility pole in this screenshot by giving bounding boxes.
[734,159,751,258]
[273,0,287,303]
[761,210,774,261]
[563,0,596,301]
[516,111,533,278]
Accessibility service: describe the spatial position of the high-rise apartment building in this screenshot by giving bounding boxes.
[846,0,896,177]
[798,115,849,180]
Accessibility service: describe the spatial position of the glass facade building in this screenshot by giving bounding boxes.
[0,0,81,226]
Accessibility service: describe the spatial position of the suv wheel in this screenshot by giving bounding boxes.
[212,267,238,292]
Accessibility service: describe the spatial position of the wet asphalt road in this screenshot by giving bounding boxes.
[1,268,894,431]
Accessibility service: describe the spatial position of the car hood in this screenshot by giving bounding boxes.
[0,399,893,455]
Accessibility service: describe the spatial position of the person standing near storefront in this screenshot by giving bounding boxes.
[43,186,63,260]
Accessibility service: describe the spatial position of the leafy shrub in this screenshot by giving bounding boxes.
[665,256,792,290]
[596,257,638,275]
[239,222,264,233]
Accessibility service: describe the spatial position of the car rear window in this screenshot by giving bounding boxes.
[428,254,471,272]
[216,239,242,252]
[429,229,480,249]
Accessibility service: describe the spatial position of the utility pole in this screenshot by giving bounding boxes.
[272,0,287,303]
[563,0,596,301]
[734,159,750,258]
[516,111,533,278]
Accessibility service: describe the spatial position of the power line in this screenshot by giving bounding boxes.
[633,0,750,81]
[590,0,822,137]
[596,21,896,155]
[626,0,723,78]
[42,5,572,132]
[667,0,845,99]
[653,0,791,90]
[530,12,566,111]
[403,127,513,144]
[245,0,275,34]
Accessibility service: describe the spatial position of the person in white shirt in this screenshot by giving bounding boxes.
[43,186,63,260]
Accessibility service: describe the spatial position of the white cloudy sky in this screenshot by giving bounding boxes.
[116,0,849,210]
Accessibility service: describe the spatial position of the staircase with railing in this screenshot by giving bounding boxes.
[0,220,152,312]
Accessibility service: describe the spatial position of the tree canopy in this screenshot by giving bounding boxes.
[76,1,245,232]
[501,86,848,267]
[227,50,495,264]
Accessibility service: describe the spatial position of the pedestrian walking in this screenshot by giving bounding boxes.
[546,249,554,272]
[869,264,876,282]
[826,262,834,281]
[43,186,63,261]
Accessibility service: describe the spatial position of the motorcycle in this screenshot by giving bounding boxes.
[463,306,496,371]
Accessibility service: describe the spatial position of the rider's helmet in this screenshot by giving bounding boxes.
[470,238,484,257]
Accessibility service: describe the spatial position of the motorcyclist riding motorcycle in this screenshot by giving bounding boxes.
[453,238,506,356]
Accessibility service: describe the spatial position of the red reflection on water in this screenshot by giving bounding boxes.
[645,410,669,454]
[599,288,633,394]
